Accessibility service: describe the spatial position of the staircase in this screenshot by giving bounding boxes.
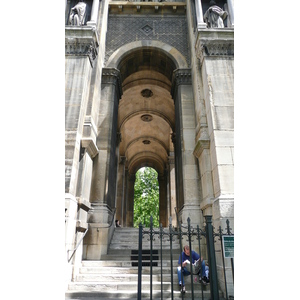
[66,227,214,299]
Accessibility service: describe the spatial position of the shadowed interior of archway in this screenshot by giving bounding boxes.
[117,47,177,227]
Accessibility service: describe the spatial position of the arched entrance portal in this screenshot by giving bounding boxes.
[112,42,183,227]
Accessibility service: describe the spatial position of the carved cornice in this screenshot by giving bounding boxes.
[195,29,234,63]
[171,68,192,98]
[65,27,99,67]
[102,68,123,99]
[109,2,187,15]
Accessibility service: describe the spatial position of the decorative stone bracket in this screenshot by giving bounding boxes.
[81,138,99,158]
[193,137,210,158]
[82,116,99,158]
[65,27,99,67]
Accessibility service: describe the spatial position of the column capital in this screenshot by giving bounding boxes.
[102,67,123,99]
[171,68,192,98]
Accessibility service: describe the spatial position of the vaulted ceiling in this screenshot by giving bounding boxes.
[118,51,176,176]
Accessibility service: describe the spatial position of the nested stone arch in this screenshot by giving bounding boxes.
[111,40,188,227]
[129,154,165,178]
[119,109,175,133]
[106,40,188,73]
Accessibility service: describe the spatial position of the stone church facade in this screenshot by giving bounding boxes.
[65,0,234,293]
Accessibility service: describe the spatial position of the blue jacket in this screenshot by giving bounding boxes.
[178,250,200,265]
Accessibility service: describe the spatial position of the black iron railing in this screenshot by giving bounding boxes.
[137,215,234,300]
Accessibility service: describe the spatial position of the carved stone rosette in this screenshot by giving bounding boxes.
[65,27,99,67]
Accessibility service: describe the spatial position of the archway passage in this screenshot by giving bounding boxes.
[115,45,180,227]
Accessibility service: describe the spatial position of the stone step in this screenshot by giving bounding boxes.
[68,281,210,292]
[75,274,211,287]
[111,235,179,245]
[110,237,180,242]
[108,244,181,250]
[79,266,176,274]
[65,290,216,300]
[81,260,179,267]
[67,227,217,299]
[107,248,181,255]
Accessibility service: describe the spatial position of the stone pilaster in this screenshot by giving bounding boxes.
[195,28,234,297]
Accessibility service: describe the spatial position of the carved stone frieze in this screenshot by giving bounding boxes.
[65,27,99,67]
[65,39,98,67]
[197,39,233,60]
[195,29,234,63]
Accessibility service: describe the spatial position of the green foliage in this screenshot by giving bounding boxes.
[133,167,159,228]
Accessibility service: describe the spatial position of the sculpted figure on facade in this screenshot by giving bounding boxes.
[204,1,228,28]
[69,1,87,26]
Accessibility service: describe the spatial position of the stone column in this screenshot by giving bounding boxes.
[126,173,135,227]
[116,156,126,226]
[87,0,100,28]
[89,68,122,205]
[158,172,168,227]
[195,0,207,29]
[227,0,234,26]
[168,152,177,227]
[171,69,202,226]
[86,68,122,259]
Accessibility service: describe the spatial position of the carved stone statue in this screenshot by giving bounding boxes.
[204,1,228,28]
[68,1,87,26]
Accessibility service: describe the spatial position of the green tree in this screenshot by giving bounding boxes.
[133,167,159,227]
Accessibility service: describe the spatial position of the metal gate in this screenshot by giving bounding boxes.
[137,214,234,300]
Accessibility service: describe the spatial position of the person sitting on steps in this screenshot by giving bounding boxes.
[177,245,209,293]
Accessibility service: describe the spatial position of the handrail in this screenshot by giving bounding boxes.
[96,208,116,229]
[67,208,116,262]
[67,228,88,263]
